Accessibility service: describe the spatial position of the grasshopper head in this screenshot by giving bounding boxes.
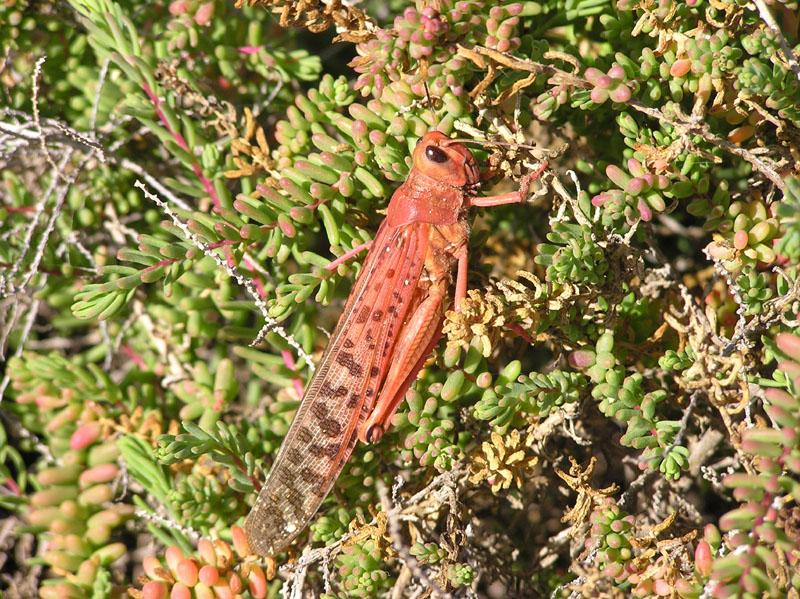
[412,131,480,188]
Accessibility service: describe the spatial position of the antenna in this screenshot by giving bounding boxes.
[423,81,439,131]
[447,138,539,151]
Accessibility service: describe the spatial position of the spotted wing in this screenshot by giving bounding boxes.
[244,221,429,556]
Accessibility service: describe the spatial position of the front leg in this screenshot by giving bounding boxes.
[469,160,548,208]
[455,248,468,311]
[325,240,373,271]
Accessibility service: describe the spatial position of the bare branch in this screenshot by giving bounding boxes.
[377,479,453,599]
[133,180,315,372]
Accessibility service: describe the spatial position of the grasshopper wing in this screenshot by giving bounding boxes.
[245,221,429,556]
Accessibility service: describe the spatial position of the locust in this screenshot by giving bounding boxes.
[244,130,539,556]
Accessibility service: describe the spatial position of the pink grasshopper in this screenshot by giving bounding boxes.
[245,131,541,556]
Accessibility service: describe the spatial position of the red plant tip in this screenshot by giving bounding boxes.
[228,571,244,594]
[606,164,631,188]
[776,332,800,362]
[170,582,192,599]
[231,525,251,557]
[79,463,119,486]
[670,59,692,78]
[733,229,749,250]
[596,75,613,89]
[70,422,102,450]
[352,119,368,137]
[141,581,169,599]
[197,538,217,566]
[198,565,219,586]
[627,157,644,176]
[626,177,645,196]
[568,350,596,368]
[165,546,185,574]
[194,2,214,25]
[277,214,296,238]
[476,372,492,388]
[607,65,625,80]
[584,67,604,85]
[369,129,387,145]
[609,85,631,103]
[169,0,189,15]
[637,197,652,222]
[652,579,672,596]
[213,577,235,599]
[673,578,697,595]
[246,564,268,599]
[695,540,713,577]
[176,558,199,587]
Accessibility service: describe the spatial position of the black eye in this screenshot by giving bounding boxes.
[425,145,448,163]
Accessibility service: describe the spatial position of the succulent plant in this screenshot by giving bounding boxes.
[3,0,800,598]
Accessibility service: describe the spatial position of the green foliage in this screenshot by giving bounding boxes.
[775,176,800,262]
[311,506,354,546]
[446,562,475,587]
[3,0,800,597]
[0,422,27,510]
[118,434,173,507]
[158,420,264,494]
[736,269,775,315]
[336,539,393,598]
[475,363,586,429]
[391,385,466,472]
[588,498,636,581]
[410,541,447,564]
[169,470,243,533]
[536,222,609,286]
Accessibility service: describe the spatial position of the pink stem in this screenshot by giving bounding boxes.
[122,345,148,370]
[244,257,267,298]
[224,246,237,269]
[281,350,305,399]
[507,322,537,345]
[140,80,219,208]
[4,478,21,495]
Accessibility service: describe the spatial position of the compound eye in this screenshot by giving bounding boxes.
[425,145,448,164]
